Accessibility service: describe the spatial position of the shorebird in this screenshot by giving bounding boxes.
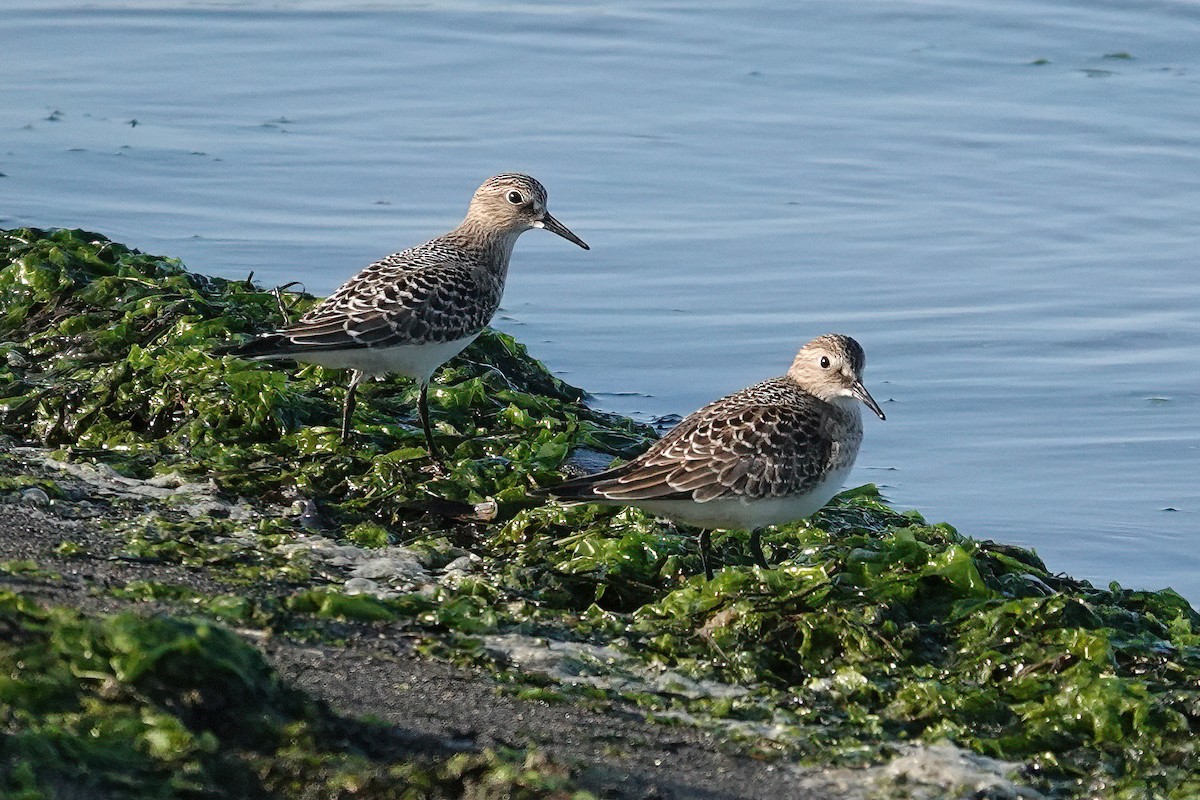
[533,334,885,579]
[223,173,588,465]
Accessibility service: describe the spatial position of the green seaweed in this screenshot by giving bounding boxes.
[628,499,1200,794]
[0,590,591,799]
[2,227,1199,798]
[0,227,652,528]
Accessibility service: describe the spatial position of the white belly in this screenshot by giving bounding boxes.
[627,462,855,530]
[293,334,480,382]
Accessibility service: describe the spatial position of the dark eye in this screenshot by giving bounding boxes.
[506,190,524,205]
[819,356,831,369]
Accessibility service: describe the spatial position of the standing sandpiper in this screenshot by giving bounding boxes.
[533,334,885,579]
[224,173,589,465]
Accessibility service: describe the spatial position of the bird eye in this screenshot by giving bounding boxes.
[506,190,524,205]
[819,356,831,369]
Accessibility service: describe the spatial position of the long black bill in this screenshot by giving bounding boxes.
[537,211,589,250]
[853,380,886,421]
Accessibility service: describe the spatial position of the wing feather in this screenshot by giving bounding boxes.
[583,379,834,503]
[238,238,503,357]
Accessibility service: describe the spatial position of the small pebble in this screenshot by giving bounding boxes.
[344,577,381,595]
[444,555,480,574]
[298,499,326,530]
[20,487,50,507]
[351,556,428,582]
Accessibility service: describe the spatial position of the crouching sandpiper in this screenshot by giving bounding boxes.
[222,173,589,466]
[533,334,885,579]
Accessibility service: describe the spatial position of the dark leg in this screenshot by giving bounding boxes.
[341,370,363,442]
[418,381,445,468]
[749,529,768,569]
[273,281,303,323]
[699,529,714,581]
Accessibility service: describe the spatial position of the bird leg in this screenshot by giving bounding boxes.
[272,281,304,323]
[418,381,446,470]
[749,529,769,569]
[699,529,714,581]
[341,370,364,442]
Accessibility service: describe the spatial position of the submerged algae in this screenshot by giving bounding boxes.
[0,227,1198,799]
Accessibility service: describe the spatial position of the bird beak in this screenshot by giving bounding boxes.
[535,211,589,250]
[852,379,886,421]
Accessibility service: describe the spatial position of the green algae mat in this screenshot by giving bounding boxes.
[0,227,1198,799]
[0,591,583,800]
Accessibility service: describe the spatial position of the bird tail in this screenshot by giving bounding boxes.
[529,466,628,501]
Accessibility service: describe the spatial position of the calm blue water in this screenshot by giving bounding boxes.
[3,1,1198,603]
